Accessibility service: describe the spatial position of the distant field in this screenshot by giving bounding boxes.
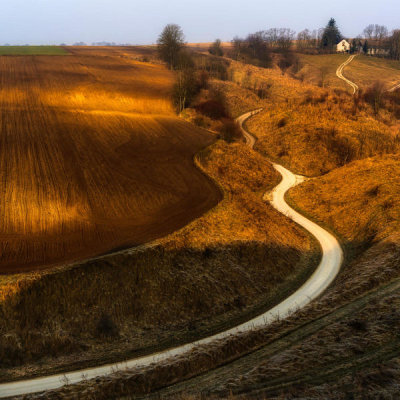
[0,46,69,55]
[0,48,220,273]
[296,53,349,90]
[297,53,400,91]
[345,55,400,89]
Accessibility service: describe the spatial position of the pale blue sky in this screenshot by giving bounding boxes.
[0,0,398,45]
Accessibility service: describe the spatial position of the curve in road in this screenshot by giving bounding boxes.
[336,54,359,94]
[0,110,343,399]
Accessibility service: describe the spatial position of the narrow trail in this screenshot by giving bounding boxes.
[336,54,358,94]
[0,111,343,399]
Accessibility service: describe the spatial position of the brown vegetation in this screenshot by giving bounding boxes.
[289,155,400,251]
[240,74,399,175]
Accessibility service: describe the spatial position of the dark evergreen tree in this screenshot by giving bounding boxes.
[363,40,369,54]
[350,39,358,54]
[320,18,342,50]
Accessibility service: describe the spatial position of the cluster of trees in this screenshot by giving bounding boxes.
[262,28,296,50]
[388,30,400,60]
[157,25,229,113]
[362,24,389,42]
[360,24,400,60]
[231,32,272,67]
[230,28,296,68]
[295,20,399,60]
[296,18,342,53]
[157,24,199,112]
[296,29,324,51]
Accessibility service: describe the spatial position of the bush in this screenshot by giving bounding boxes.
[172,67,199,113]
[316,128,356,166]
[208,39,224,57]
[347,319,368,331]
[363,81,385,115]
[195,99,228,120]
[197,70,209,89]
[277,51,298,75]
[277,117,287,128]
[219,118,242,143]
[96,313,118,338]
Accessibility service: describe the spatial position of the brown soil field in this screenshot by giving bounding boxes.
[0,49,221,273]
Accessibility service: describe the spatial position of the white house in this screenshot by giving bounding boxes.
[336,40,350,53]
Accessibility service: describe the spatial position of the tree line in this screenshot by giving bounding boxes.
[156,20,400,115]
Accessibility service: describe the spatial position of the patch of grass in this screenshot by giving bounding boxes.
[0,46,69,56]
[346,55,400,90]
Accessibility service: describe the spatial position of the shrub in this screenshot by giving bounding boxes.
[277,117,287,128]
[96,313,118,338]
[347,319,368,331]
[363,81,386,115]
[219,118,242,143]
[366,185,380,197]
[255,81,272,99]
[195,99,228,120]
[197,70,209,90]
[277,51,299,75]
[208,39,224,57]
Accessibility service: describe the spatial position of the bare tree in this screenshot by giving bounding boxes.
[231,36,244,60]
[319,66,329,87]
[231,32,271,67]
[374,24,388,41]
[389,30,400,60]
[208,39,224,56]
[297,29,312,51]
[263,28,296,51]
[363,24,374,39]
[157,24,185,70]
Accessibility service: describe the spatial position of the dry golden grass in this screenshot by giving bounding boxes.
[296,53,400,92]
[0,51,221,273]
[289,154,400,245]
[221,60,400,176]
[296,53,350,90]
[345,55,400,90]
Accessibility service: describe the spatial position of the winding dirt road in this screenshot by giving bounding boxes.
[0,111,343,399]
[336,54,359,94]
